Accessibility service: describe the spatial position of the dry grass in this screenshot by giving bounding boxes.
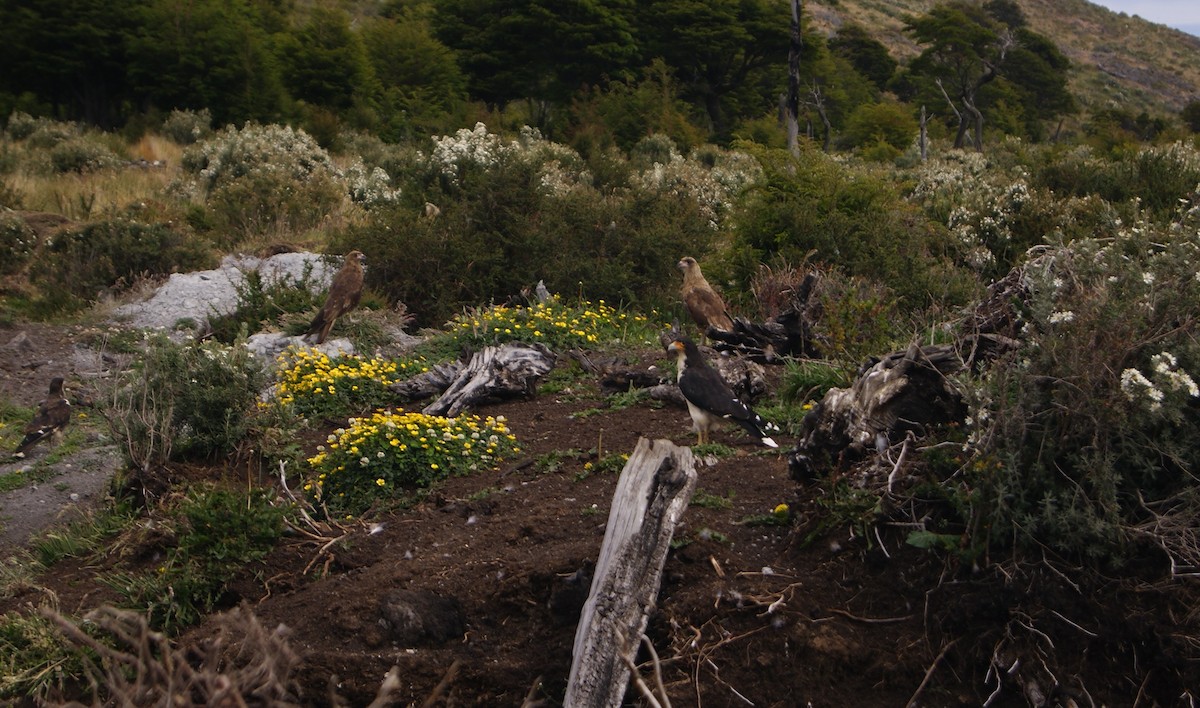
[10,168,179,220]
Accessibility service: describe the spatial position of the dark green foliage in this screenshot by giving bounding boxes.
[634,0,789,139]
[278,7,379,112]
[434,0,639,113]
[1032,143,1200,221]
[127,0,284,126]
[729,144,973,310]
[31,219,214,311]
[360,12,469,141]
[901,1,1073,147]
[829,23,897,91]
[0,0,137,129]
[329,152,713,326]
[108,486,285,632]
[1183,100,1200,133]
[567,60,707,155]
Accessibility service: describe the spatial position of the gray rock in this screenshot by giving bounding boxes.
[245,332,355,362]
[111,252,337,332]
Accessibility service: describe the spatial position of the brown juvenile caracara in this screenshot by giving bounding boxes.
[678,256,733,343]
[667,336,778,448]
[15,377,71,458]
[306,250,366,344]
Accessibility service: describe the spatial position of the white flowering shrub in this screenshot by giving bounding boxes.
[343,159,402,207]
[0,212,37,275]
[7,114,80,148]
[628,137,760,230]
[177,124,346,239]
[949,201,1200,566]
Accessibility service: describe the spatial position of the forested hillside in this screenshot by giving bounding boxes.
[3,0,1198,151]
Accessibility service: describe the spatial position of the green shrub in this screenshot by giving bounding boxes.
[730,142,973,309]
[104,335,265,469]
[330,124,746,326]
[106,486,285,632]
[4,111,40,140]
[206,267,324,344]
[18,117,79,148]
[842,101,917,154]
[1032,142,1200,222]
[31,219,213,310]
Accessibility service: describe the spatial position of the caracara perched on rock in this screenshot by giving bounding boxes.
[306,250,366,344]
[15,377,71,458]
[678,256,733,343]
[667,336,778,448]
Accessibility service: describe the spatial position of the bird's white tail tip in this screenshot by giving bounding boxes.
[761,437,779,448]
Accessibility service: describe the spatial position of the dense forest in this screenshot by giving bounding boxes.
[4,0,1196,153]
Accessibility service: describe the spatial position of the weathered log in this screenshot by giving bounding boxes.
[564,438,697,708]
[396,343,555,417]
[389,360,464,400]
[789,342,967,484]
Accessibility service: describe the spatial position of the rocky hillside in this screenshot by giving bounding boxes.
[806,0,1200,116]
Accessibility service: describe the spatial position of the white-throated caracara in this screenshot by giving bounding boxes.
[15,377,71,458]
[306,250,366,344]
[667,336,778,448]
[678,256,733,343]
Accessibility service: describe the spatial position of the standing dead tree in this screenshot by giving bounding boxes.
[785,0,803,156]
[565,438,697,708]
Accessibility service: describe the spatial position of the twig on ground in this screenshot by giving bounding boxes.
[826,608,913,624]
[905,638,957,708]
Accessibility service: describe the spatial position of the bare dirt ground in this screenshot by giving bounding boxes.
[1,322,1197,706]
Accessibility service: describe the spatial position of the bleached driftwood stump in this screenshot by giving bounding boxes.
[564,438,697,708]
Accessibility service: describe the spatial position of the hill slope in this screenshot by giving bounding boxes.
[807,0,1200,116]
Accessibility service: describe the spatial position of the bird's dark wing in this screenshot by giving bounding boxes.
[679,365,742,417]
[16,398,71,455]
[679,366,778,442]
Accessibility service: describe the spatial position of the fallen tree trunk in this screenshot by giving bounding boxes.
[390,342,556,417]
[565,438,697,708]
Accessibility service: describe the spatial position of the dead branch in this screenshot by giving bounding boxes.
[906,638,957,708]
